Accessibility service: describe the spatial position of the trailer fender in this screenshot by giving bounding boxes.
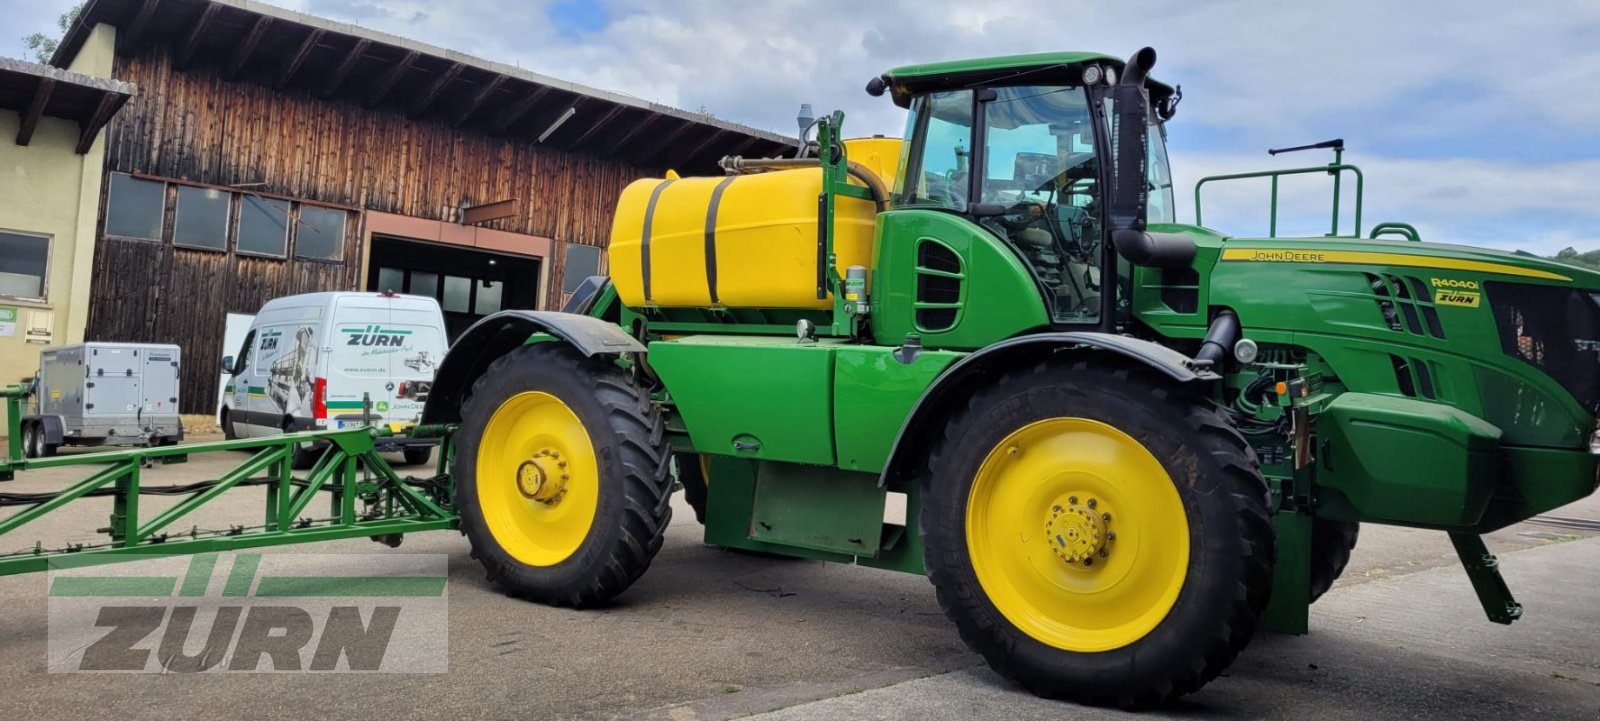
[878,332,1216,487]
[421,310,644,424]
[28,415,66,446]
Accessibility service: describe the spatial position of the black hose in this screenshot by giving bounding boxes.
[718,156,891,211]
[1195,310,1240,368]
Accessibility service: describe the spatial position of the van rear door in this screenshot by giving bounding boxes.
[325,296,399,428]
[383,298,448,429]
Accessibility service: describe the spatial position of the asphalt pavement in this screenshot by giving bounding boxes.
[0,437,1596,720]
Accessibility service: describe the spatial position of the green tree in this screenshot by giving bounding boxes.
[21,3,84,63]
[1549,246,1600,271]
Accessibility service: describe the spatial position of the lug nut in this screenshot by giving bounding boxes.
[1107,532,1116,541]
[1068,496,1078,505]
[1084,558,1094,567]
[1087,498,1097,509]
[1102,512,1111,522]
[1099,549,1108,558]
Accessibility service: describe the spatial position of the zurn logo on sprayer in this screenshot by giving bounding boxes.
[343,325,412,347]
[47,553,447,672]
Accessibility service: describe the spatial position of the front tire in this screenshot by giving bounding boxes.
[455,344,671,607]
[921,360,1275,708]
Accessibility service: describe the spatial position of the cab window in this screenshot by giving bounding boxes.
[896,90,974,209]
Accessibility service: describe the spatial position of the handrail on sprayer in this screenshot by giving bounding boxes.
[1194,163,1365,238]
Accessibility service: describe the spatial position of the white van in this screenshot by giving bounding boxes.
[219,291,448,468]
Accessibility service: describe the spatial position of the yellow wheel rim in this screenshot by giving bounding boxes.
[966,417,1189,652]
[476,391,600,567]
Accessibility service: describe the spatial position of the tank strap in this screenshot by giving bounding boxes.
[702,176,737,304]
[640,179,676,302]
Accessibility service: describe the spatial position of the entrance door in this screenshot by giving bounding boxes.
[366,236,542,341]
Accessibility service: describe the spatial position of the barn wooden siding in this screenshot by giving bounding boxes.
[88,47,659,414]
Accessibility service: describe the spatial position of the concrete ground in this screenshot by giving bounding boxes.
[0,435,1597,720]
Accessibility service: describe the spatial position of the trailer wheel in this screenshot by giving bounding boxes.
[20,421,39,459]
[921,360,1275,709]
[454,343,671,607]
[1309,520,1359,603]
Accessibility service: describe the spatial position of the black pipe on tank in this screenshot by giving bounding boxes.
[1195,310,1240,368]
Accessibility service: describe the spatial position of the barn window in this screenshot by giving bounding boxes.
[0,230,49,301]
[104,173,165,240]
[238,196,290,257]
[173,186,230,250]
[295,205,347,261]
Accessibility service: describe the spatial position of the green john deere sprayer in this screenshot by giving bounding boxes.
[2,48,1597,708]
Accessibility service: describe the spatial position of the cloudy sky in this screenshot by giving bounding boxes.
[6,0,1599,255]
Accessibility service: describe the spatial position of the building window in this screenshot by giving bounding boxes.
[104,172,165,240]
[376,267,405,294]
[237,196,290,257]
[295,205,346,261]
[442,275,472,313]
[0,231,49,301]
[562,244,602,293]
[172,186,230,250]
[475,281,503,315]
[410,271,439,297]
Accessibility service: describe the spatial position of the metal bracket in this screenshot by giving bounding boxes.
[1448,532,1523,625]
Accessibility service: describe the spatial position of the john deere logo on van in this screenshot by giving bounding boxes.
[341,326,413,347]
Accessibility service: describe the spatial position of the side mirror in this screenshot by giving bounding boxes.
[221,355,235,374]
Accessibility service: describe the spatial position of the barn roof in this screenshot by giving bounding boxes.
[49,0,797,172]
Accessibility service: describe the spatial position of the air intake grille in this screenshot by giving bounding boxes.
[1365,273,1446,339]
[1487,282,1600,411]
[1389,354,1439,400]
[915,240,963,332]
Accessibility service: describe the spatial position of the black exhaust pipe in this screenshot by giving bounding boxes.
[1119,47,1157,86]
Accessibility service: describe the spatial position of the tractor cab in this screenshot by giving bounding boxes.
[870,50,1186,331]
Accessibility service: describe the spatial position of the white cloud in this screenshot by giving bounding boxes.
[7,0,1598,254]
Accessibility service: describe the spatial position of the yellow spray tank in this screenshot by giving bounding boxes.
[609,137,902,309]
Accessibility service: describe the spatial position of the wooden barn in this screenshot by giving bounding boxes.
[47,0,795,415]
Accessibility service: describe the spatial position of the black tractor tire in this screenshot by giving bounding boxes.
[403,447,434,467]
[676,452,708,524]
[454,343,671,607]
[1309,519,1360,603]
[921,359,1276,709]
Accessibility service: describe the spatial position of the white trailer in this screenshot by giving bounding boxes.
[19,342,183,457]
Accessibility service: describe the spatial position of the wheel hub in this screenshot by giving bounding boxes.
[515,448,569,505]
[1045,494,1113,566]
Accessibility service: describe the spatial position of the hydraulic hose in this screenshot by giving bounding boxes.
[718,155,890,212]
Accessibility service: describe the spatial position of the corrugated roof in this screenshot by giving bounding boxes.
[50,0,796,171]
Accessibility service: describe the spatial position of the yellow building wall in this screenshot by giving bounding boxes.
[0,24,115,438]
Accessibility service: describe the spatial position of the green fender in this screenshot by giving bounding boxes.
[877,332,1215,487]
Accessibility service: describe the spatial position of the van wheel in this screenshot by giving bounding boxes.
[285,420,319,470]
[221,409,238,441]
[403,447,433,467]
[454,343,672,607]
